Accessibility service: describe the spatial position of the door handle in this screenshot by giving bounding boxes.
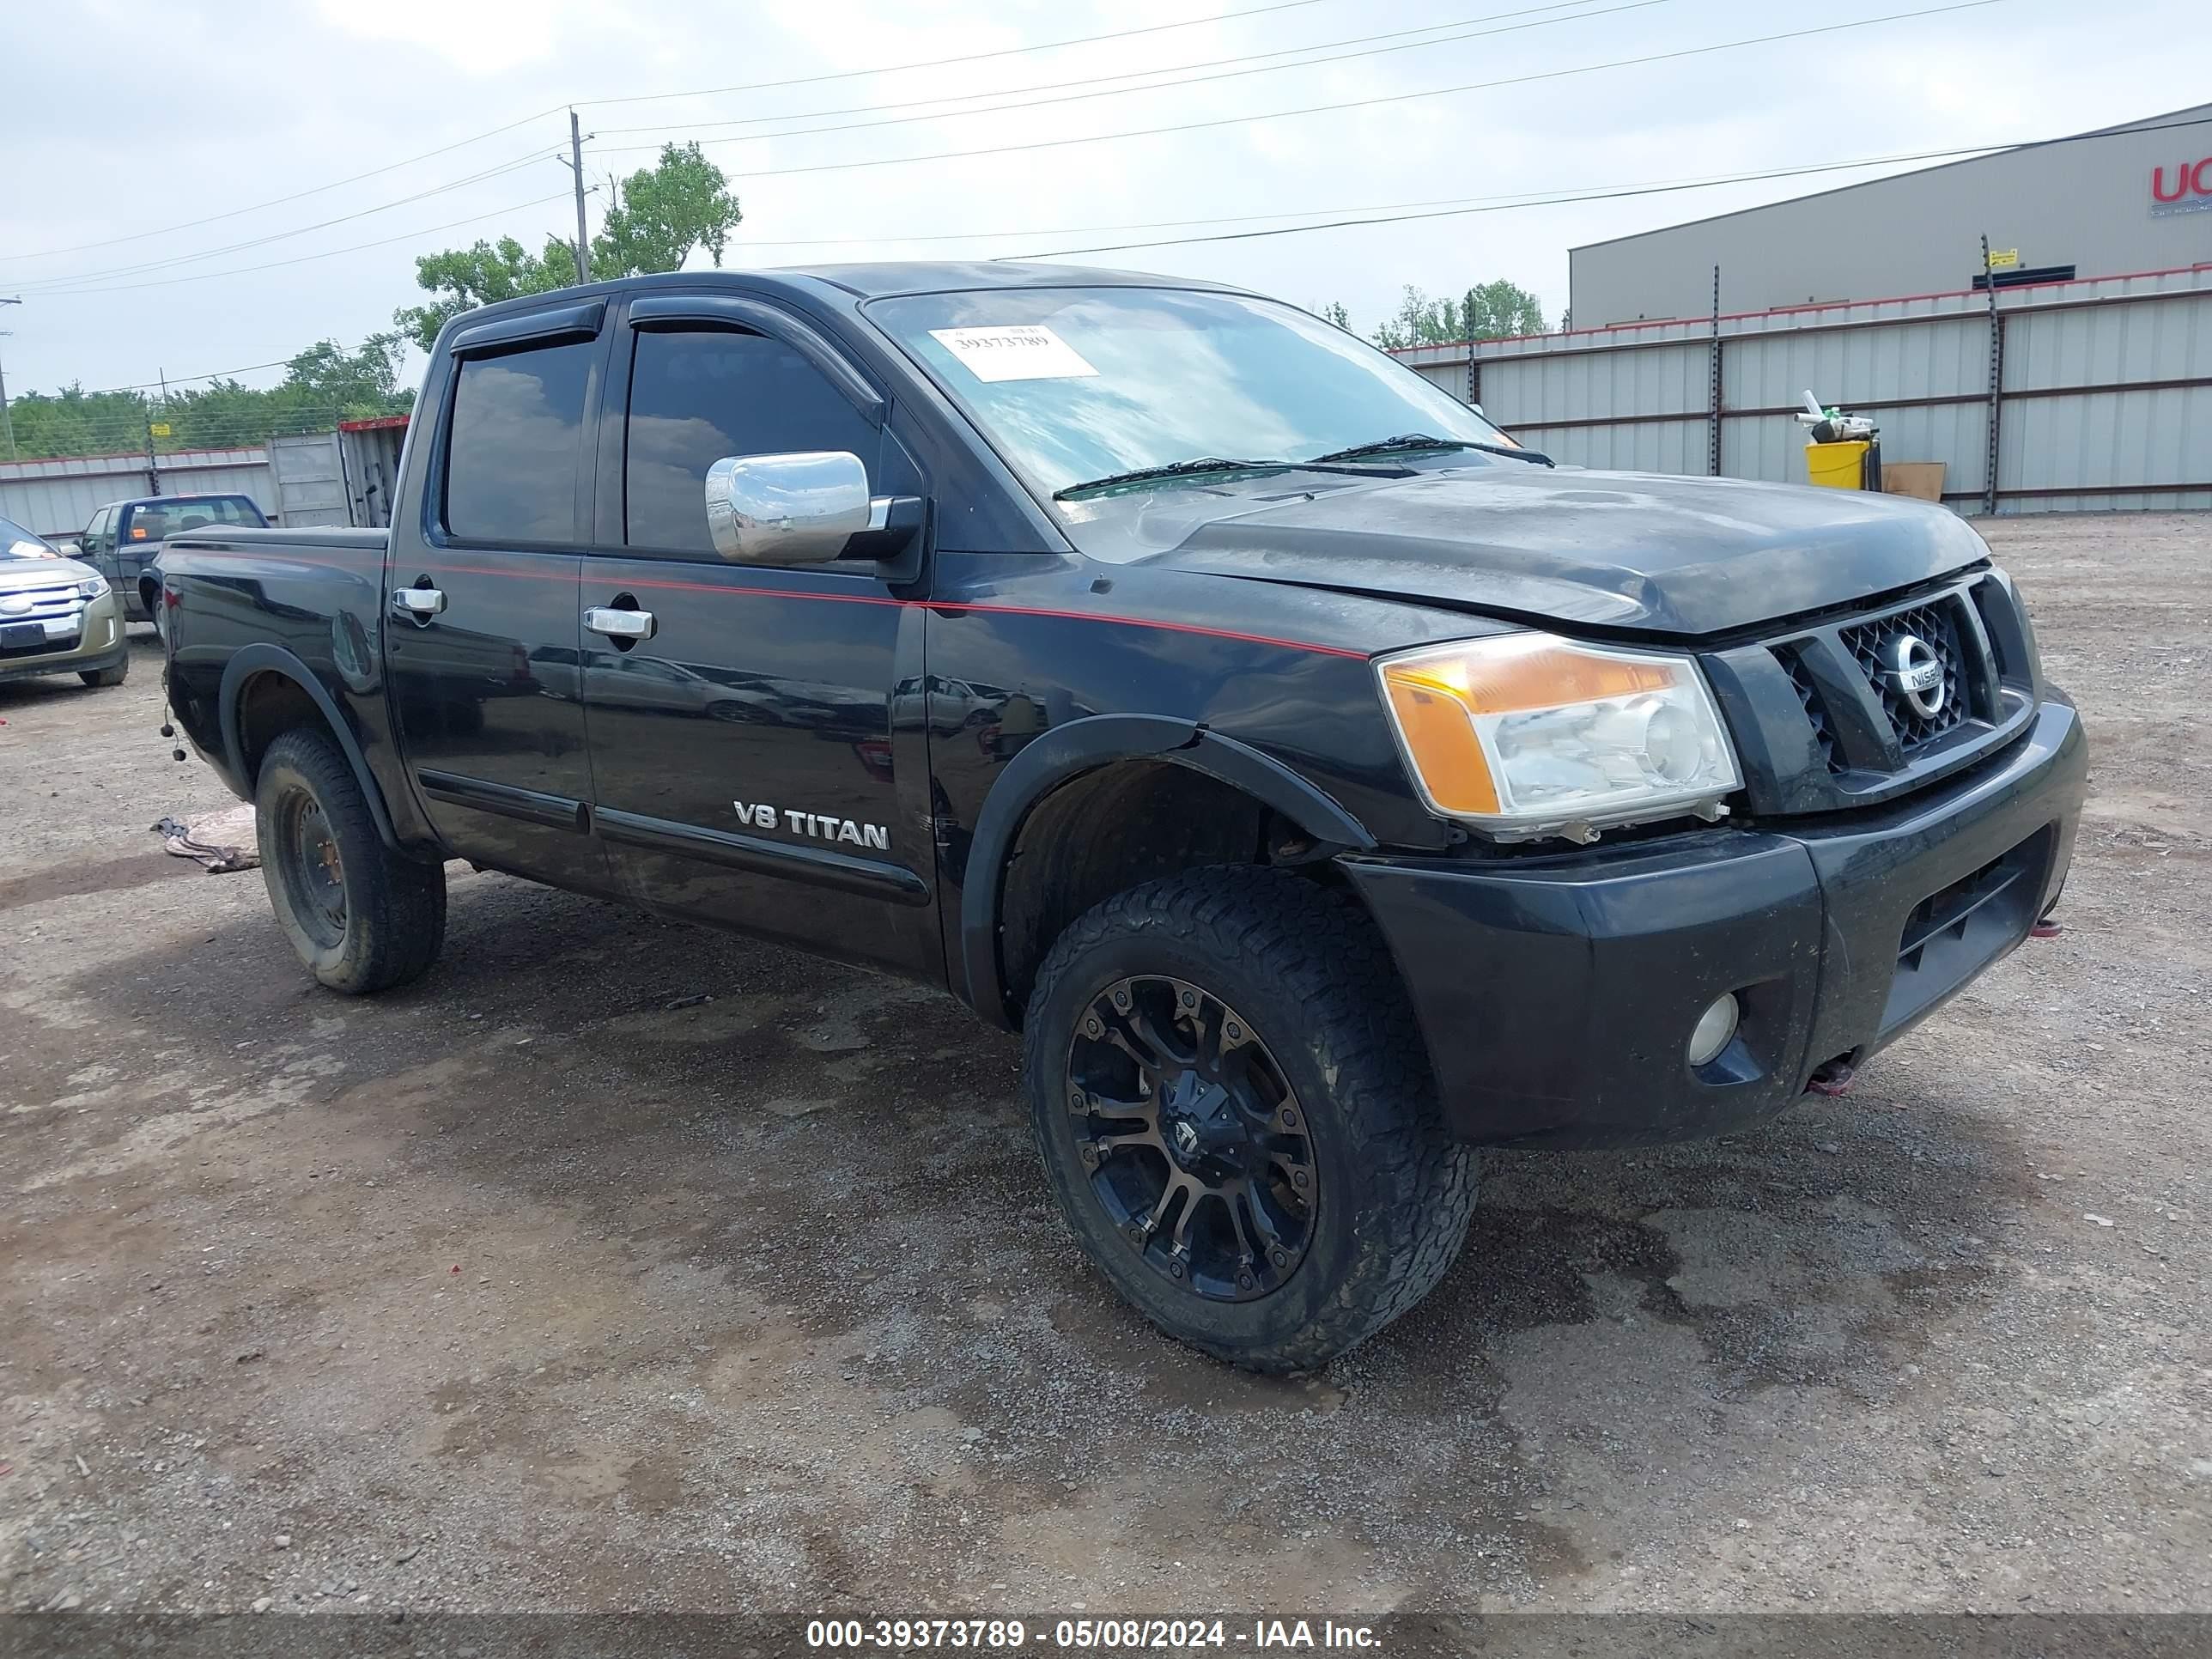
[586,606,656,641]
[391,586,446,620]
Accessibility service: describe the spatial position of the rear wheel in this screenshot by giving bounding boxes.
[255,728,446,994]
[1023,866,1476,1372]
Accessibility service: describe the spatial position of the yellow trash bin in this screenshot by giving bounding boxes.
[1806,440,1874,489]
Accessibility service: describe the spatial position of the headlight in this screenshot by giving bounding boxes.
[79,574,111,599]
[1376,633,1741,842]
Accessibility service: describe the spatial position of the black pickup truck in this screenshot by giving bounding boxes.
[157,264,2085,1371]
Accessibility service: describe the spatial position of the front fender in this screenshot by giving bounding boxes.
[957,713,1376,1027]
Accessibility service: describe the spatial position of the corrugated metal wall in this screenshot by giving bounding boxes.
[1394,265,2212,514]
[0,447,276,542]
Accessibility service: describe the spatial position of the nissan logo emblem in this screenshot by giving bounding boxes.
[1880,634,1947,719]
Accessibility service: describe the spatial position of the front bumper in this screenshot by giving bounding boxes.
[1346,692,2086,1148]
[0,595,129,685]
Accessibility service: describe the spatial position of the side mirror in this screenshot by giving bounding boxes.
[706,451,920,567]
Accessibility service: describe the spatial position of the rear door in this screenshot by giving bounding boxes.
[577,294,938,975]
[383,301,613,893]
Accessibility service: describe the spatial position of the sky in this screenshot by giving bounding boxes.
[3,0,2206,402]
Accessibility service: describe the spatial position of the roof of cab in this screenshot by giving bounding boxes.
[770,261,1249,299]
[432,262,1251,342]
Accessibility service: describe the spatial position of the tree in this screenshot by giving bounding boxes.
[1460,279,1547,340]
[395,142,744,351]
[1316,301,1353,331]
[3,332,414,461]
[1370,280,1550,349]
[278,332,409,412]
[594,143,741,276]
[392,237,576,357]
[1373,286,1465,350]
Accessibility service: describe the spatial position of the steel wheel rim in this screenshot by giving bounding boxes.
[279,790,347,949]
[1065,975,1316,1303]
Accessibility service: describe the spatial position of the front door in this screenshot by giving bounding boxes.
[384,317,611,893]
[578,307,938,977]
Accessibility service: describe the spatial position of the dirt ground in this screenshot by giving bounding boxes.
[2,513,2208,1619]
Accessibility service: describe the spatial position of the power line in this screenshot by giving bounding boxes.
[1002,111,2212,259]
[591,0,1624,139]
[683,113,2212,260]
[96,362,297,392]
[617,0,2012,179]
[26,0,1601,292]
[7,150,556,295]
[21,190,582,301]
[574,0,1344,111]
[3,108,567,264]
[4,0,1354,271]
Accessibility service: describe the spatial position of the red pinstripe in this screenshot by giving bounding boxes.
[177,546,1370,659]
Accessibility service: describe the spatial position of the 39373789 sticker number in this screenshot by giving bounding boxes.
[926,325,1101,383]
[806,1620,1029,1649]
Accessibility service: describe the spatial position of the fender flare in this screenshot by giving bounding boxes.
[218,644,407,854]
[957,714,1377,1028]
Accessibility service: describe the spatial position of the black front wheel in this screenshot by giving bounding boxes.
[1024,866,1476,1372]
[255,728,447,994]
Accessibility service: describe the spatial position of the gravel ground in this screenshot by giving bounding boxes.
[1,512,2207,1618]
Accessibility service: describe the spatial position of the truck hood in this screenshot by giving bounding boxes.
[1132,465,1990,637]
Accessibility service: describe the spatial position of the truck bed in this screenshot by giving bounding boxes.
[157,525,398,827]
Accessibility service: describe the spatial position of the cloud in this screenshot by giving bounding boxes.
[3,0,2206,395]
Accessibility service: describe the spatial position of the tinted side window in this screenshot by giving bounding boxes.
[446,339,597,544]
[624,328,878,553]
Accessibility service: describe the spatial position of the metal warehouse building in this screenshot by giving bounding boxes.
[1571,105,2212,326]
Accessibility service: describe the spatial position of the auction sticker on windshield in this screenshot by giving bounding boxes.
[927,325,1100,383]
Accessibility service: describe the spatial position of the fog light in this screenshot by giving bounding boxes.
[1686,993,1741,1066]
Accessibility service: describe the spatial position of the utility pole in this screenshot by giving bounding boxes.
[565,110,591,285]
[0,297,20,464]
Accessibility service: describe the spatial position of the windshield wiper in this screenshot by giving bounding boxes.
[1305,432,1554,467]
[1054,457,1294,500]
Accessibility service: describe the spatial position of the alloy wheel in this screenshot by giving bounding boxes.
[1065,975,1317,1302]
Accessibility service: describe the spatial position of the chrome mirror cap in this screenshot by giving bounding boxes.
[704,451,872,566]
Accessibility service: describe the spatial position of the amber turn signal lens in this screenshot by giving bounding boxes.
[1381,675,1501,815]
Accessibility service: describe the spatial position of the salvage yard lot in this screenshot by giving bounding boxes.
[3,513,2207,1614]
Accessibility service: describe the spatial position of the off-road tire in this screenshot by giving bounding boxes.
[79,662,128,688]
[1023,865,1477,1372]
[255,728,446,994]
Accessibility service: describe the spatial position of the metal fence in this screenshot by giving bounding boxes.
[1393,264,2212,514]
[0,447,276,542]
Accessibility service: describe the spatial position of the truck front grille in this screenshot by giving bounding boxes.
[1784,652,1839,772]
[1710,571,2036,816]
[1840,598,1969,753]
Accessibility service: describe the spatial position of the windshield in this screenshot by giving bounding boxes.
[1,514,62,560]
[121,496,266,542]
[867,286,1518,502]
